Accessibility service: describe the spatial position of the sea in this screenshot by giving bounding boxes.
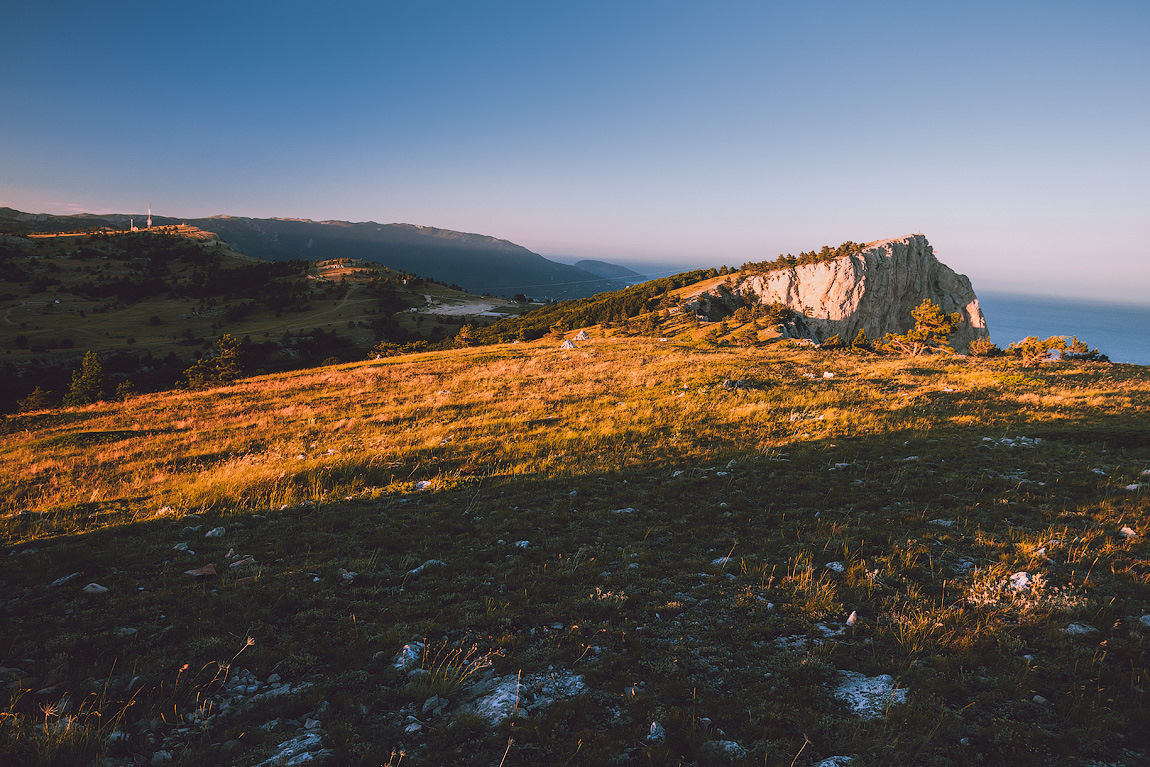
[978,292,1150,366]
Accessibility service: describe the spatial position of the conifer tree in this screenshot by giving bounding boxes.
[879,300,962,355]
[63,351,108,405]
[184,334,245,388]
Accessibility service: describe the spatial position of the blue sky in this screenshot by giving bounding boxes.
[3,1,1147,301]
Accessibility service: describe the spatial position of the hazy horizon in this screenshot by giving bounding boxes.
[3,1,1146,303]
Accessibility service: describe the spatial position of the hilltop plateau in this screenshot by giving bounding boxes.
[2,331,1148,766]
[0,208,625,301]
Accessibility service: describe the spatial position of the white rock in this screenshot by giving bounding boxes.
[204,527,226,538]
[613,507,635,514]
[846,610,858,626]
[825,561,845,573]
[1008,572,1032,591]
[253,732,328,767]
[408,559,446,575]
[647,721,666,742]
[415,480,433,491]
[1125,484,1144,492]
[393,642,424,671]
[50,572,81,587]
[702,740,746,758]
[823,371,835,379]
[82,583,109,594]
[468,675,520,725]
[1120,526,1138,538]
[832,671,907,719]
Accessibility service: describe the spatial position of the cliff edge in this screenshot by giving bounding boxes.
[685,234,989,351]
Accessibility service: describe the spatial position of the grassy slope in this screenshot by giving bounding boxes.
[2,336,1149,766]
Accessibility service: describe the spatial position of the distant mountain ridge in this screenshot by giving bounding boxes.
[574,259,644,283]
[0,208,627,300]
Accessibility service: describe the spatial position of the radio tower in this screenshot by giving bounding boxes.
[147,202,152,229]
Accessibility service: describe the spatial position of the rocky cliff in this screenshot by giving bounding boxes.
[684,234,989,351]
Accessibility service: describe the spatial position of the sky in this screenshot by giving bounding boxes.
[2,1,1147,302]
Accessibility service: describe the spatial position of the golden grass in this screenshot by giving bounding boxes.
[4,338,1147,545]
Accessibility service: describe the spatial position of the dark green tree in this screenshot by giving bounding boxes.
[184,334,245,388]
[879,300,962,355]
[63,351,109,405]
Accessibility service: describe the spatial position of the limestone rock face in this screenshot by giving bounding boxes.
[686,234,989,351]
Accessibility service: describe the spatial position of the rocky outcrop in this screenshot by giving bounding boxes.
[684,234,989,351]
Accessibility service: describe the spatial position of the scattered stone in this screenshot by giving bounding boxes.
[151,750,173,765]
[574,330,590,341]
[184,564,217,579]
[415,480,433,491]
[116,627,138,638]
[233,576,256,587]
[422,695,448,716]
[832,671,906,719]
[172,542,192,553]
[833,463,852,470]
[903,455,920,462]
[928,519,955,527]
[1120,526,1138,538]
[403,716,422,734]
[647,721,666,743]
[253,731,330,767]
[204,527,226,538]
[701,740,746,759]
[407,560,446,576]
[229,556,257,568]
[822,371,835,379]
[338,568,356,581]
[82,583,109,594]
[814,758,854,767]
[393,642,424,671]
[613,507,635,514]
[50,572,81,587]
[711,556,733,566]
[1125,484,1144,492]
[825,561,845,573]
[155,505,176,517]
[1063,623,1097,636]
[513,541,529,549]
[1139,616,1150,629]
[1008,572,1032,592]
[846,611,858,626]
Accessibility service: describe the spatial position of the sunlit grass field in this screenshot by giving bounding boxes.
[2,336,1148,766]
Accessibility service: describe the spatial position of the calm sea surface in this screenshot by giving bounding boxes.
[978,292,1150,366]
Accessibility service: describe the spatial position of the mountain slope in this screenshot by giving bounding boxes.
[0,208,625,300]
[1,338,1146,765]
